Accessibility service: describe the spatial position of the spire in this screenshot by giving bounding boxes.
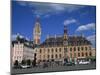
[34,16,41,35]
[63,25,68,41]
[35,15,40,23]
[64,25,67,34]
[81,33,84,37]
[55,34,56,38]
[47,34,49,39]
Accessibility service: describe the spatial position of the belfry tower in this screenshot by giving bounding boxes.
[63,25,68,46]
[33,16,41,45]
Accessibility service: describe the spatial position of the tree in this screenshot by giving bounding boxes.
[32,60,36,67]
[64,58,68,63]
[32,53,37,67]
[13,60,19,68]
[14,60,19,66]
[21,59,26,65]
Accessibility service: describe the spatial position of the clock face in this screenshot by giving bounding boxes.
[64,41,68,45]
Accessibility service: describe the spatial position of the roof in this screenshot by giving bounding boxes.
[39,35,92,47]
[12,36,34,48]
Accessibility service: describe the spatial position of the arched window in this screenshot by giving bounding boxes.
[85,52,88,56]
[81,47,84,50]
[59,54,62,58]
[64,48,67,52]
[74,47,76,51]
[59,48,61,52]
[78,47,80,51]
[82,52,84,56]
[51,55,53,58]
[55,48,57,52]
[55,54,58,58]
[51,48,54,52]
[78,53,80,57]
[47,55,49,59]
[85,47,87,51]
[40,49,42,53]
[89,52,92,56]
[70,48,72,51]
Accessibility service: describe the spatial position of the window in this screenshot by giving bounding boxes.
[82,52,84,56]
[55,48,57,52]
[47,55,49,59]
[70,48,72,51]
[59,54,62,58]
[59,48,61,52]
[78,47,80,51]
[81,47,84,51]
[55,54,58,58]
[51,55,53,58]
[89,52,92,56]
[74,47,76,51]
[85,47,87,51]
[40,49,42,53]
[64,48,67,52]
[85,53,88,56]
[51,48,54,52]
[78,53,80,57]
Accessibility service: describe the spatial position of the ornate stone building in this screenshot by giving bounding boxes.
[11,17,95,65]
[33,17,93,63]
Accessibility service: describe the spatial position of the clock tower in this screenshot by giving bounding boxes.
[63,25,68,46]
[33,16,41,45]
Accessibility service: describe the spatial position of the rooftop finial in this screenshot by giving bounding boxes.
[81,33,84,37]
[47,34,49,39]
[64,25,67,34]
[55,34,56,38]
[36,15,40,22]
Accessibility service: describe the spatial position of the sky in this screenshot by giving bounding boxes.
[12,1,96,48]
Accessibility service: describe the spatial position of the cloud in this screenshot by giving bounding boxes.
[17,1,85,17]
[76,23,95,31]
[87,35,95,41]
[64,19,77,25]
[44,14,50,18]
[87,35,96,48]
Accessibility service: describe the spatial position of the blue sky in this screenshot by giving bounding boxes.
[12,1,96,48]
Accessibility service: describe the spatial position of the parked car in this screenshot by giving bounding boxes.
[63,62,75,66]
[79,61,90,65]
[20,65,30,69]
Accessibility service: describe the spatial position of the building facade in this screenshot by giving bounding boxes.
[91,48,96,57]
[12,35,34,64]
[11,17,95,65]
[33,18,94,63]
